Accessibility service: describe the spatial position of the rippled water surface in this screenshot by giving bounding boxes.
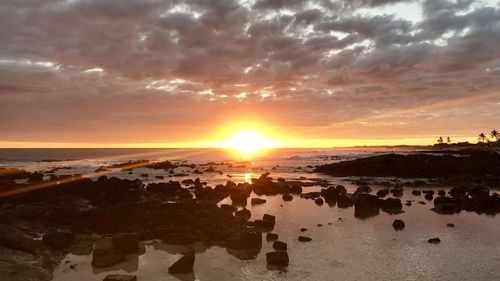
[1,148,499,281]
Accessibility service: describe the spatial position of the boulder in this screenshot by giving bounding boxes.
[376,189,389,198]
[392,219,405,231]
[234,209,251,220]
[263,214,275,224]
[315,198,324,206]
[226,231,262,250]
[251,198,266,205]
[112,233,140,254]
[266,233,278,241]
[282,194,293,201]
[253,220,274,229]
[355,185,372,194]
[337,194,353,207]
[92,238,125,268]
[103,275,137,281]
[168,252,195,274]
[220,204,237,212]
[266,251,289,267]
[272,241,287,251]
[411,190,421,196]
[354,194,380,218]
[428,237,441,244]
[298,236,312,242]
[42,231,74,249]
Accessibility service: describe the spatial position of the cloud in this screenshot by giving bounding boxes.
[1,0,500,143]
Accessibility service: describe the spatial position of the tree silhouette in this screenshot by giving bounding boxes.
[491,129,500,141]
[478,133,487,143]
[437,136,443,144]
[446,136,451,143]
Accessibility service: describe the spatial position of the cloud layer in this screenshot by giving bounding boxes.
[1,0,500,144]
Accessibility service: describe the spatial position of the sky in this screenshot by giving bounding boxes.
[1,0,500,148]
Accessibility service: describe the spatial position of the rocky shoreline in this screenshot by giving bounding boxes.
[1,155,500,280]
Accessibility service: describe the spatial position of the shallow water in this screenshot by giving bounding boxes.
[2,148,499,280]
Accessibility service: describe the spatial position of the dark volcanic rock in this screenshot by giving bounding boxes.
[282,194,293,201]
[376,189,389,198]
[103,274,137,281]
[112,233,140,254]
[298,236,312,242]
[315,151,500,178]
[428,237,441,244]
[392,219,405,231]
[42,231,74,249]
[251,198,266,205]
[272,240,287,251]
[337,194,354,208]
[92,238,125,268]
[263,214,276,224]
[168,252,195,274]
[447,223,455,228]
[226,231,262,250]
[315,198,324,205]
[266,251,289,267]
[355,185,372,194]
[266,233,278,241]
[235,209,251,220]
[354,194,380,218]
[412,190,421,196]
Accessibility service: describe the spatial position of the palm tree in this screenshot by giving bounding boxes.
[478,133,487,143]
[446,136,451,143]
[491,129,500,141]
[437,136,443,144]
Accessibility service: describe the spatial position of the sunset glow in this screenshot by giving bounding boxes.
[220,129,277,155]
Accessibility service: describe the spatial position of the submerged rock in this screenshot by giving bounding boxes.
[428,238,441,244]
[266,251,289,267]
[266,233,278,241]
[392,219,405,231]
[282,194,293,201]
[251,198,266,205]
[103,274,137,281]
[298,236,312,242]
[272,241,287,251]
[92,238,125,268]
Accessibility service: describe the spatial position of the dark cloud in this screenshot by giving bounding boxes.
[1,0,500,143]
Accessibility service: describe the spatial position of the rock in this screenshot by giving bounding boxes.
[355,185,372,194]
[266,233,278,241]
[234,209,251,220]
[92,238,125,268]
[447,223,455,228]
[392,219,405,231]
[300,192,321,200]
[27,172,44,183]
[272,241,287,251]
[300,228,308,232]
[354,194,380,218]
[220,204,237,212]
[376,189,389,198]
[253,220,274,229]
[418,201,426,205]
[112,233,140,254]
[103,274,137,281]
[424,193,433,200]
[438,190,446,196]
[266,251,289,267]
[337,194,354,207]
[42,231,74,249]
[263,214,275,224]
[428,237,441,244]
[251,198,266,205]
[282,194,293,201]
[380,198,403,214]
[433,197,458,214]
[411,190,421,196]
[315,198,324,205]
[298,236,312,242]
[168,252,195,274]
[226,231,262,250]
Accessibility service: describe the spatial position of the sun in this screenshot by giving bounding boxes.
[223,129,275,155]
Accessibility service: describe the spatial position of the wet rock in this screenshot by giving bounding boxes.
[376,189,389,198]
[433,197,459,214]
[337,194,354,208]
[266,233,278,241]
[266,251,289,267]
[321,186,340,201]
[230,189,249,205]
[234,209,251,220]
[168,252,195,274]
[354,194,380,218]
[112,233,140,254]
[300,192,321,200]
[226,231,262,250]
[449,187,467,198]
[424,193,434,200]
[418,201,426,205]
[300,228,308,232]
[438,190,446,196]
[254,220,274,229]
[140,173,148,178]
[355,185,372,194]
[251,198,266,205]
[282,194,293,201]
[447,223,455,228]
[298,236,312,242]
[392,219,405,231]
[103,274,137,281]
[263,214,276,224]
[27,172,44,183]
[92,238,125,268]
[272,241,287,251]
[411,190,421,196]
[315,198,324,205]
[428,237,441,244]
[380,198,403,214]
[42,231,74,249]
[220,204,237,212]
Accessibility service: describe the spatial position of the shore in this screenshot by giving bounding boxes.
[1,150,500,280]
